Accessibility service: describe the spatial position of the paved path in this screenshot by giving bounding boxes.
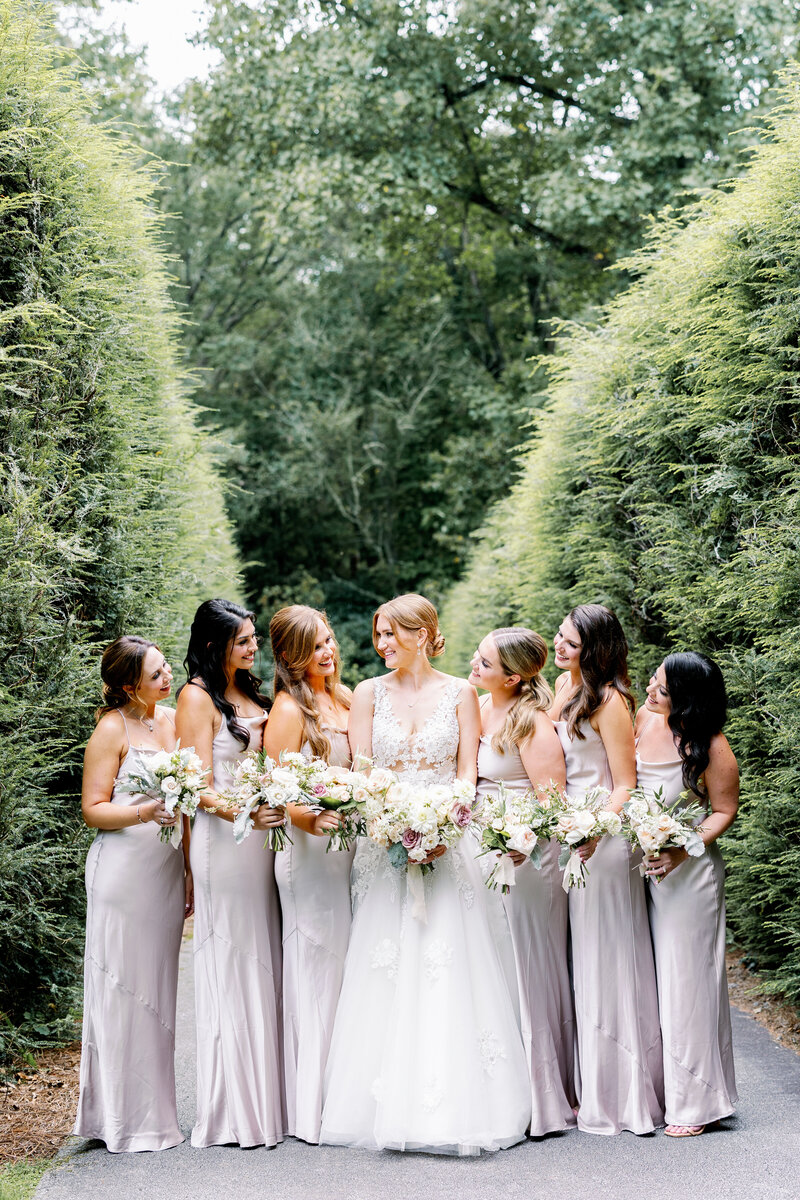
[37,934,800,1200]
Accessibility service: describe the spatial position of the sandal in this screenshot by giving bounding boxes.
[665,1124,705,1138]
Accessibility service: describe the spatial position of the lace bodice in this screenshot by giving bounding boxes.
[371,677,461,784]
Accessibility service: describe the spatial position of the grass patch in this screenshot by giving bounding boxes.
[0,1160,53,1200]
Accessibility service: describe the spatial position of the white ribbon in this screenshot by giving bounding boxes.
[493,853,517,890]
[167,824,182,851]
[562,848,586,892]
[407,863,428,923]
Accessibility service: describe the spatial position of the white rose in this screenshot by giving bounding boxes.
[508,827,538,855]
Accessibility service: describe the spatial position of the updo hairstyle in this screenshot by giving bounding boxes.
[372,593,445,659]
[96,634,157,722]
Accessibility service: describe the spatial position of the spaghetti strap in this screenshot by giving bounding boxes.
[119,710,131,750]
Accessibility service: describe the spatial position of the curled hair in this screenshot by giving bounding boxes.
[488,628,553,753]
[181,598,269,749]
[560,604,635,739]
[663,651,727,799]
[372,593,445,659]
[269,605,351,759]
[96,635,157,722]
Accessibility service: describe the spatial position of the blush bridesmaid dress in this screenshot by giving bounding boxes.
[555,718,664,1135]
[636,751,737,1128]
[274,726,354,1144]
[190,710,284,1148]
[74,713,185,1152]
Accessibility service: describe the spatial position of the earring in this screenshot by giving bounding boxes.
[417,646,422,657]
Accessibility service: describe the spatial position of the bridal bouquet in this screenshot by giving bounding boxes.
[219,750,304,851]
[118,742,207,847]
[364,777,476,873]
[539,784,622,891]
[477,783,560,893]
[285,758,372,852]
[622,785,705,879]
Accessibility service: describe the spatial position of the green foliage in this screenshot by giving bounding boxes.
[443,67,800,1000]
[0,0,240,1059]
[0,1159,52,1200]
[162,0,799,669]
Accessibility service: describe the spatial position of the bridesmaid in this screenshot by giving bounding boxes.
[75,635,189,1152]
[266,605,353,1144]
[469,627,576,1137]
[550,604,664,1135]
[636,651,739,1137]
[176,599,285,1149]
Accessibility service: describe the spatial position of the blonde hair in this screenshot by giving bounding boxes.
[269,605,350,758]
[372,593,445,659]
[488,627,553,753]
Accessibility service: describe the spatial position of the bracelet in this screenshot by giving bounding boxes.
[137,806,145,824]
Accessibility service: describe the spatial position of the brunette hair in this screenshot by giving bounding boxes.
[269,605,351,759]
[182,598,268,748]
[488,628,553,753]
[372,593,445,659]
[663,651,727,799]
[96,635,158,722]
[560,603,635,739]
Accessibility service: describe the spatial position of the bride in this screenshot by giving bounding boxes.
[320,594,530,1156]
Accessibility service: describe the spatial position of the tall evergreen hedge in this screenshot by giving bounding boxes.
[443,69,800,1003]
[0,2,240,1058]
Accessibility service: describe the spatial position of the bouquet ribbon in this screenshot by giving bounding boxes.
[407,863,428,924]
[493,853,517,890]
[562,848,586,892]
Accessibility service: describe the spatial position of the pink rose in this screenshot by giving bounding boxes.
[312,783,327,796]
[401,829,422,849]
[450,803,472,829]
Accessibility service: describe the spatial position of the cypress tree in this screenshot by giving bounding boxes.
[0,1,240,1057]
[443,68,800,1002]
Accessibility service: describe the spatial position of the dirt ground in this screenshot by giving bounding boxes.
[1,950,798,1167]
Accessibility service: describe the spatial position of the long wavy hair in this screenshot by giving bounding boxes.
[182,598,268,749]
[372,593,446,659]
[96,635,157,722]
[560,604,635,739]
[489,628,553,753]
[270,605,351,759]
[663,651,727,798]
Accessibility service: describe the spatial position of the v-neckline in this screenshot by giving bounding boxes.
[378,679,454,740]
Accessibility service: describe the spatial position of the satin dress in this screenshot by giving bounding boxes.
[74,714,185,1152]
[274,728,354,1143]
[476,735,576,1136]
[190,710,284,1148]
[320,679,530,1156]
[555,719,664,1135]
[636,752,737,1126]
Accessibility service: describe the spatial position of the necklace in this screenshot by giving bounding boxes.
[138,713,155,732]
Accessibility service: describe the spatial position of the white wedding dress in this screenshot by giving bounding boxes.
[319,678,530,1156]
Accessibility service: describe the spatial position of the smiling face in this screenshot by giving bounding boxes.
[645,663,672,715]
[375,612,419,669]
[305,617,337,683]
[227,618,258,675]
[469,635,511,693]
[128,645,172,708]
[553,616,582,674]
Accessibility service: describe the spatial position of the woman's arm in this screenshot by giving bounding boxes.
[81,714,175,830]
[592,690,636,814]
[175,684,235,823]
[347,679,375,768]
[455,680,480,785]
[518,713,567,793]
[645,734,739,880]
[263,693,331,835]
